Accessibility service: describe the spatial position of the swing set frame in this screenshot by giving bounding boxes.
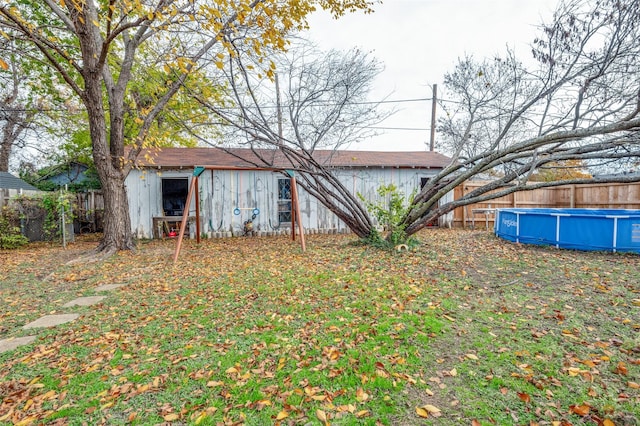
[172,165,306,263]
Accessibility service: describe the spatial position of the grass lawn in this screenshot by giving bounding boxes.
[1,229,639,425]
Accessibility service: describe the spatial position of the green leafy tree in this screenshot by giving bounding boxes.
[1,28,90,172]
[0,35,40,172]
[0,0,376,254]
[18,127,99,191]
[359,184,418,249]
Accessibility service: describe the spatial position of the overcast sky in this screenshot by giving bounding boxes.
[304,0,560,152]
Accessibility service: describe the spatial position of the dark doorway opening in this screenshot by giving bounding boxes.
[420,177,430,189]
[162,178,188,216]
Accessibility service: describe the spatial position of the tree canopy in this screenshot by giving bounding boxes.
[0,34,47,172]
[191,40,389,238]
[400,0,640,236]
[0,0,377,253]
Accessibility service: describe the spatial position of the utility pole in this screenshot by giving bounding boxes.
[275,73,283,141]
[429,84,437,151]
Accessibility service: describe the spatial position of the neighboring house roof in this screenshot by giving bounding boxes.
[134,147,452,170]
[0,171,38,191]
[40,162,90,186]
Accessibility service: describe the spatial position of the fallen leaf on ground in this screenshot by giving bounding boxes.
[316,409,328,422]
[614,362,628,375]
[163,413,180,421]
[569,404,590,416]
[356,410,370,418]
[422,404,441,415]
[416,406,429,418]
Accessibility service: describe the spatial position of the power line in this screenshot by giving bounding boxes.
[368,126,430,131]
[370,97,433,105]
[0,96,439,114]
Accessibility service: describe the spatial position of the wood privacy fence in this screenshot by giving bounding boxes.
[74,190,104,233]
[453,182,640,229]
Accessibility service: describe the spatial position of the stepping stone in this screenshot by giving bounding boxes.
[0,336,36,354]
[62,296,106,307]
[23,314,79,329]
[94,284,126,292]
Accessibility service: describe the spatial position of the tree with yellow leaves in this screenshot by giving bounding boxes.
[0,0,376,254]
[531,160,592,182]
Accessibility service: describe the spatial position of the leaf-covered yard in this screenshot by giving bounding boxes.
[1,230,639,425]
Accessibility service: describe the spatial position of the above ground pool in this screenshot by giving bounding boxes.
[495,208,640,253]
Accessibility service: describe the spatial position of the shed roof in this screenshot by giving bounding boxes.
[0,171,38,191]
[134,147,452,170]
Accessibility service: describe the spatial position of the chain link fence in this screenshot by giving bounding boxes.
[2,191,76,243]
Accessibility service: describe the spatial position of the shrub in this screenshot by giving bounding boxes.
[0,207,28,249]
[359,184,419,250]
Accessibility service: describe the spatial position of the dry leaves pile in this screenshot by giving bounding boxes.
[1,230,638,424]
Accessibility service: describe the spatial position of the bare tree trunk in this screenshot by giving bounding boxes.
[0,138,9,172]
[0,109,29,173]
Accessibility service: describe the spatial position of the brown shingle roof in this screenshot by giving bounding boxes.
[134,147,451,169]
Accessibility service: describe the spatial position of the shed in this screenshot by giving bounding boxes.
[125,148,453,239]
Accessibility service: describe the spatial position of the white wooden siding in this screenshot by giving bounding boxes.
[125,167,451,238]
